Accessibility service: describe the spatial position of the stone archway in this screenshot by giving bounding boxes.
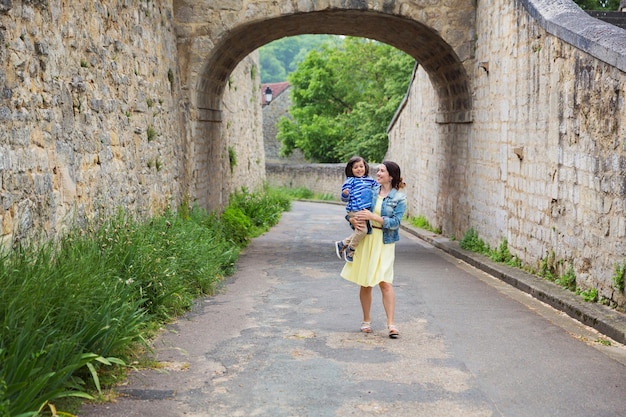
[175,1,476,210]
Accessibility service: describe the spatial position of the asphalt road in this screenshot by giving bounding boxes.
[80,201,626,417]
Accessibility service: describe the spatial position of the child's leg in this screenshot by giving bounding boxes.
[343,211,358,246]
[349,227,368,249]
[335,211,356,259]
[344,228,367,262]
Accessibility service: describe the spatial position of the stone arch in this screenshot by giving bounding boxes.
[189,5,475,209]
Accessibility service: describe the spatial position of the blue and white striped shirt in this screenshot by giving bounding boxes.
[341,176,378,212]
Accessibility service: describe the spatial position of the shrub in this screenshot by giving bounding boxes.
[221,206,252,247]
[459,227,489,254]
[229,186,291,237]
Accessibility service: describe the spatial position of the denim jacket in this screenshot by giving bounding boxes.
[367,186,407,244]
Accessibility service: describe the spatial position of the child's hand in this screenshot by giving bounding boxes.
[342,189,349,196]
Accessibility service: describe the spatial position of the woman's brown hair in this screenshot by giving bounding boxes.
[382,161,406,190]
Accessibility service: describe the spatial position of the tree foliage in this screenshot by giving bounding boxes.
[259,35,340,83]
[277,37,415,163]
[573,0,620,9]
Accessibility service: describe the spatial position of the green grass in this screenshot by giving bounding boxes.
[0,186,291,416]
[409,215,441,234]
[457,228,617,306]
[274,186,335,201]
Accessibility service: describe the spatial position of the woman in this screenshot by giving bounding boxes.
[340,161,407,338]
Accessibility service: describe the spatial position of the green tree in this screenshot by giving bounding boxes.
[259,35,340,83]
[573,0,620,9]
[277,37,415,163]
[259,54,286,83]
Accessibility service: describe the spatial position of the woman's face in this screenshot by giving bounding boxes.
[376,164,391,185]
[351,160,367,177]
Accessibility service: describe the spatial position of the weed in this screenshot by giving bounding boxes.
[556,267,576,291]
[155,158,162,172]
[228,146,237,173]
[613,261,625,292]
[147,125,157,142]
[146,98,153,108]
[80,59,88,68]
[538,250,557,281]
[490,239,512,263]
[577,287,598,303]
[595,338,612,346]
[459,227,489,254]
[410,215,441,234]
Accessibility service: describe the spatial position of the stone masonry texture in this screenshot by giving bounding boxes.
[386,0,626,307]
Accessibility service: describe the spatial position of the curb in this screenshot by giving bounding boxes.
[401,223,626,346]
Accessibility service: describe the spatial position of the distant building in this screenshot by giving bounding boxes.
[261,82,306,163]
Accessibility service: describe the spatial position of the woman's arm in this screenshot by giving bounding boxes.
[356,193,406,230]
[358,209,383,225]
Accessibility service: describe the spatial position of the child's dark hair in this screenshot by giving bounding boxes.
[345,156,369,177]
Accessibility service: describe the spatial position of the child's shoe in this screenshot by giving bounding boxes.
[335,241,346,259]
[344,247,355,263]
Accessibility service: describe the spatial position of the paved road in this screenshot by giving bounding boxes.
[80,201,626,417]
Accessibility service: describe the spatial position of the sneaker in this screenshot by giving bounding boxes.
[344,247,355,263]
[335,241,346,259]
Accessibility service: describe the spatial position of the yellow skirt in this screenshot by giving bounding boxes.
[340,201,395,287]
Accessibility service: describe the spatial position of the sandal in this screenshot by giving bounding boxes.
[388,324,400,339]
[360,321,372,333]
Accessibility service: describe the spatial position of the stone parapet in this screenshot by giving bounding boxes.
[265,163,344,198]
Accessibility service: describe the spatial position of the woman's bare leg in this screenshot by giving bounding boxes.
[379,282,396,326]
[359,286,373,323]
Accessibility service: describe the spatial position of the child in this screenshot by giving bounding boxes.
[335,156,377,262]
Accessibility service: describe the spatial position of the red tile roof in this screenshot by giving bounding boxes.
[261,81,290,105]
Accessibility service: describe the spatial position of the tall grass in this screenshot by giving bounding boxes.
[0,187,291,416]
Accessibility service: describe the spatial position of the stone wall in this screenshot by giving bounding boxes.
[266,163,344,198]
[221,52,266,199]
[262,86,305,164]
[387,0,626,306]
[0,1,262,243]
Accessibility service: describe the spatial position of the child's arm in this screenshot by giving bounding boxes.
[340,179,353,203]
